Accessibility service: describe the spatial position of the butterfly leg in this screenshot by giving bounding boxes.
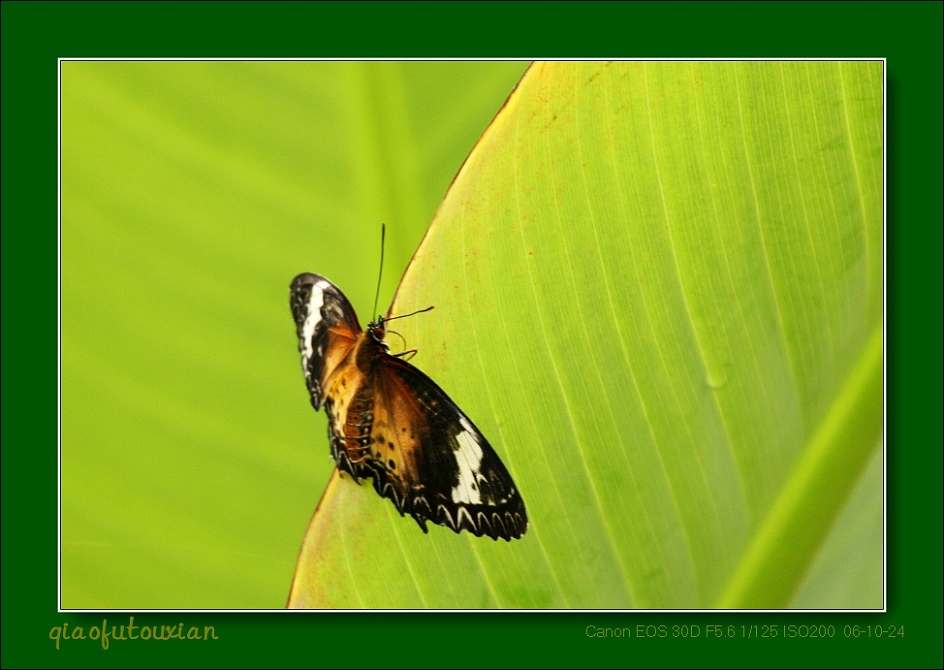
[391,348,418,361]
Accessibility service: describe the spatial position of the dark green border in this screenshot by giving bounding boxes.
[2,1,941,668]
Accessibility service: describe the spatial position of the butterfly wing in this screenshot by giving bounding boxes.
[344,353,528,541]
[290,273,362,409]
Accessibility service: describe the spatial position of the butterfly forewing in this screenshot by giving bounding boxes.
[290,273,362,409]
[378,357,528,539]
[290,272,528,541]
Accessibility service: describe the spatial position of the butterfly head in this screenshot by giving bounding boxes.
[367,316,388,348]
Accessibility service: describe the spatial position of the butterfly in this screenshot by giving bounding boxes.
[289,272,528,541]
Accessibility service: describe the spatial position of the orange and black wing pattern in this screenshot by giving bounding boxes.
[290,273,527,541]
[290,273,363,410]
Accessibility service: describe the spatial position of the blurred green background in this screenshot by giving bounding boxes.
[60,61,529,609]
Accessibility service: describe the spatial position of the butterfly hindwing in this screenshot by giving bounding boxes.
[290,272,528,541]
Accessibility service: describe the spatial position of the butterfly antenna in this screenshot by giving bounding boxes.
[372,223,386,319]
[384,305,435,323]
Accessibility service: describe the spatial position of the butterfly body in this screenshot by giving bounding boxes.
[290,273,527,541]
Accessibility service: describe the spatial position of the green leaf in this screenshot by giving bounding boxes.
[288,61,883,609]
